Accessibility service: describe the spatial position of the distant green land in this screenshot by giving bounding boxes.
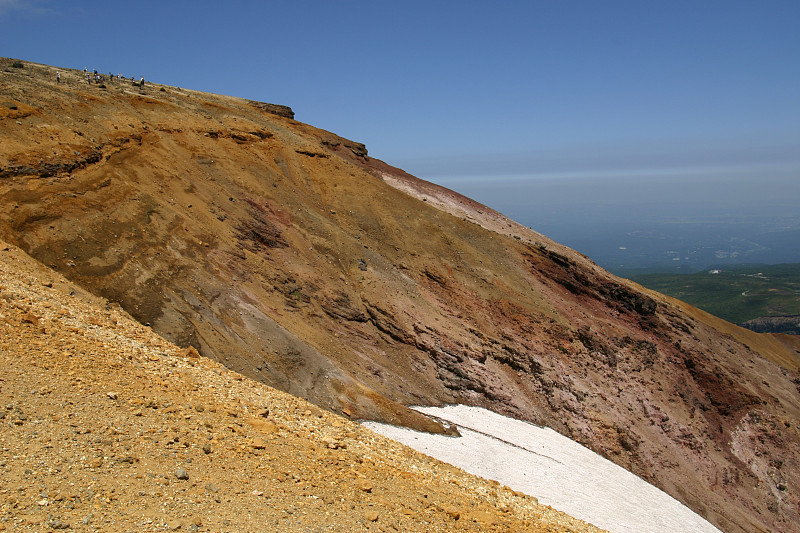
[629,263,800,325]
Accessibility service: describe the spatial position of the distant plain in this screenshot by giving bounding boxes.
[630,263,800,325]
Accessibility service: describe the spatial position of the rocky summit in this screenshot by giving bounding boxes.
[1,58,799,532]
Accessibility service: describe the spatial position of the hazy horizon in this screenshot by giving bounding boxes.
[420,170,800,274]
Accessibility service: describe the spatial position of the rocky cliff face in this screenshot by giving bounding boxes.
[2,58,800,533]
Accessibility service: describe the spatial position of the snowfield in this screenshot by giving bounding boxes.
[364,405,721,533]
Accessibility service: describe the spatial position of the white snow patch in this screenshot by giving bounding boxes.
[363,405,720,533]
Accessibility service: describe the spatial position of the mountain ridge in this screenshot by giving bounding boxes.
[2,58,799,532]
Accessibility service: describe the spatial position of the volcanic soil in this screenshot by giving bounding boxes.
[0,238,603,531]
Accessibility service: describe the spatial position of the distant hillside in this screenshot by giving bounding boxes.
[2,58,800,533]
[630,263,800,328]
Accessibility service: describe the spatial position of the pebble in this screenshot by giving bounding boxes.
[250,437,267,449]
[356,478,373,493]
[246,417,277,434]
[175,468,189,480]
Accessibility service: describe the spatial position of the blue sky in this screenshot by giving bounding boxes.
[2,0,799,268]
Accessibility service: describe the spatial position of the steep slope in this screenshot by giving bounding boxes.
[0,237,598,532]
[2,58,799,533]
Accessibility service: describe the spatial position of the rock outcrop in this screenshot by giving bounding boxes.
[740,315,800,335]
[247,99,295,119]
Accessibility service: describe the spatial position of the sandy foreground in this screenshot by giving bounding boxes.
[365,405,721,533]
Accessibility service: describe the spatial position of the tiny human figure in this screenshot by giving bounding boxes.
[140,76,145,87]
[117,73,121,83]
[86,73,91,84]
[56,71,61,83]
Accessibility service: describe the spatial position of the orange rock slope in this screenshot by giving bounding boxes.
[1,58,799,532]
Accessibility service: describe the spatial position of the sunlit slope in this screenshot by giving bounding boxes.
[2,58,799,533]
[0,237,599,532]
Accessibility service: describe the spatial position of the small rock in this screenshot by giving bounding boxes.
[48,519,70,529]
[250,438,267,450]
[321,435,344,449]
[246,417,277,434]
[356,478,373,493]
[442,505,461,520]
[365,511,379,522]
[106,392,118,400]
[467,510,497,525]
[178,346,200,358]
[175,468,189,480]
[21,311,40,325]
